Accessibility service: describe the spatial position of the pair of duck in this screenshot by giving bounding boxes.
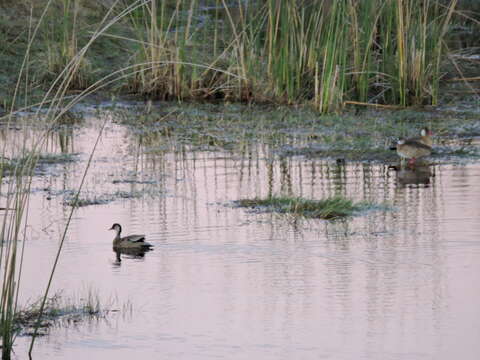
[395,127,433,166]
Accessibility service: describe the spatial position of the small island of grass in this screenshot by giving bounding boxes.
[236,196,375,220]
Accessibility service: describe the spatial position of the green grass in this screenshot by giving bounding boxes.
[0,0,466,113]
[236,195,374,219]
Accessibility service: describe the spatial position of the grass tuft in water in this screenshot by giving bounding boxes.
[237,195,372,219]
[12,292,103,337]
[64,190,146,207]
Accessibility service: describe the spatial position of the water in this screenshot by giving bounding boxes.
[7,106,480,359]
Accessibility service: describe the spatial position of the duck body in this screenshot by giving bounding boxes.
[109,223,153,249]
[390,127,432,150]
[396,138,432,165]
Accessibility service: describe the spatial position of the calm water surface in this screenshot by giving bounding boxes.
[9,105,480,359]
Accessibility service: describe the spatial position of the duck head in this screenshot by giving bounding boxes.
[109,223,122,236]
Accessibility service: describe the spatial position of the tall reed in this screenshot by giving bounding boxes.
[0,2,54,357]
[122,0,457,110]
[378,0,458,106]
[125,0,253,100]
[42,0,92,90]
[1,0,461,112]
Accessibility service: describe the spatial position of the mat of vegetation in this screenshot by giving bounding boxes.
[116,101,480,162]
[235,195,377,219]
[9,293,103,338]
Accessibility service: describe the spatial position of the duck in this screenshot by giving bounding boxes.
[390,127,433,150]
[396,138,432,166]
[109,223,153,249]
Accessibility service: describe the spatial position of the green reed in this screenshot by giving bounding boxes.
[126,0,458,109]
[258,0,457,110]
[41,0,93,90]
[1,0,460,112]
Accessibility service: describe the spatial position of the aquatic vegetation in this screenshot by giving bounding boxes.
[63,196,110,207]
[116,102,480,162]
[36,153,77,164]
[0,0,464,112]
[39,7,93,91]
[63,189,150,207]
[122,0,458,109]
[0,153,76,177]
[10,291,106,337]
[236,195,374,220]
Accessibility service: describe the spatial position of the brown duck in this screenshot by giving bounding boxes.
[390,127,432,150]
[396,137,432,166]
[109,223,153,249]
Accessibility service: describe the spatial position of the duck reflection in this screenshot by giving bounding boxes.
[113,247,152,263]
[392,164,433,186]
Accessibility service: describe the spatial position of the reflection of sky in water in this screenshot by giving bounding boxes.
[6,109,480,360]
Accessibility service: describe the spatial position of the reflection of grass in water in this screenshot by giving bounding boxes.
[237,196,374,219]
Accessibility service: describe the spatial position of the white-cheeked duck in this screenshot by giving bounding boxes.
[109,223,153,249]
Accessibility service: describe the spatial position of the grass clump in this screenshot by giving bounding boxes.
[10,292,102,337]
[0,153,76,177]
[237,195,372,219]
[64,189,146,207]
[63,196,109,207]
[36,153,76,164]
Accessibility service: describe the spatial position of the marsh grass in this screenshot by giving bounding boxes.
[0,0,464,111]
[237,195,373,219]
[118,0,459,109]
